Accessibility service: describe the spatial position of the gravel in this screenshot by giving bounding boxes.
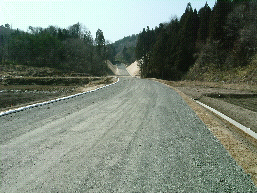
[1,78,256,192]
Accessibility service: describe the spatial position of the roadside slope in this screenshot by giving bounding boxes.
[106,60,119,75]
[126,60,140,77]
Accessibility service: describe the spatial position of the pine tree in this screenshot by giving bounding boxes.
[135,27,156,77]
[209,0,233,41]
[176,4,199,73]
[95,28,106,60]
[149,27,167,78]
[197,2,211,43]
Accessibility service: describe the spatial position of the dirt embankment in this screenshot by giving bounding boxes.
[126,61,140,77]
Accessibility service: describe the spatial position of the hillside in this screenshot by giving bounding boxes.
[185,54,257,83]
[135,1,257,84]
[112,34,138,64]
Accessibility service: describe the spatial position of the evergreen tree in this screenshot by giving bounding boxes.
[136,26,156,77]
[94,28,108,75]
[106,43,116,64]
[95,28,106,59]
[149,27,167,78]
[209,0,233,41]
[176,4,199,73]
[149,18,181,80]
[197,2,211,43]
[122,46,130,62]
[69,22,81,39]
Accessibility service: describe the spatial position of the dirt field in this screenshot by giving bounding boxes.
[0,77,116,112]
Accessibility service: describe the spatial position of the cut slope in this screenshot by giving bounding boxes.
[106,60,118,75]
[126,61,140,77]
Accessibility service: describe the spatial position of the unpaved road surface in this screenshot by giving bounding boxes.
[116,64,130,76]
[1,78,256,192]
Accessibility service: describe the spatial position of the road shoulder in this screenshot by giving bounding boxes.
[154,79,257,186]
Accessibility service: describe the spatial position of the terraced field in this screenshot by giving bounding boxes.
[220,95,257,112]
[0,77,115,112]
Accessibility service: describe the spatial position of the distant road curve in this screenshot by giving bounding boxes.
[1,78,256,192]
[116,63,131,76]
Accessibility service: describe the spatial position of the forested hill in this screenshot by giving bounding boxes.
[135,1,257,82]
[111,34,138,65]
[0,23,114,76]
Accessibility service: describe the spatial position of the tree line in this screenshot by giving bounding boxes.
[135,0,257,80]
[0,23,115,76]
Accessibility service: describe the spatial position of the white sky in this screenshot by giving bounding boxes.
[0,0,215,42]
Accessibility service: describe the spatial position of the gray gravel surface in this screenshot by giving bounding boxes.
[1,78,256,192]
[117,64,130,76]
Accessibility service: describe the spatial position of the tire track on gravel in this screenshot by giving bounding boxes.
[1,78,256,192]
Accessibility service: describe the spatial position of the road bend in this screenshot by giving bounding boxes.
[1,78,256,192]
[116,63,131,76]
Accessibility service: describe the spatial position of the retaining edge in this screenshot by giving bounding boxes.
[195,99,257,140]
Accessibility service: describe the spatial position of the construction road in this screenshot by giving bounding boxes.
[1,78,256,192]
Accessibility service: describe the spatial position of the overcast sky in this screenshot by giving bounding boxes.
[1,0,215,42]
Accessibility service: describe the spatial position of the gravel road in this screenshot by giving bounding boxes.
[116,63,130,76]
[1,78,256,192]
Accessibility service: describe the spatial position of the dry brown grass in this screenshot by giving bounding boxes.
[185,58,257,84]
